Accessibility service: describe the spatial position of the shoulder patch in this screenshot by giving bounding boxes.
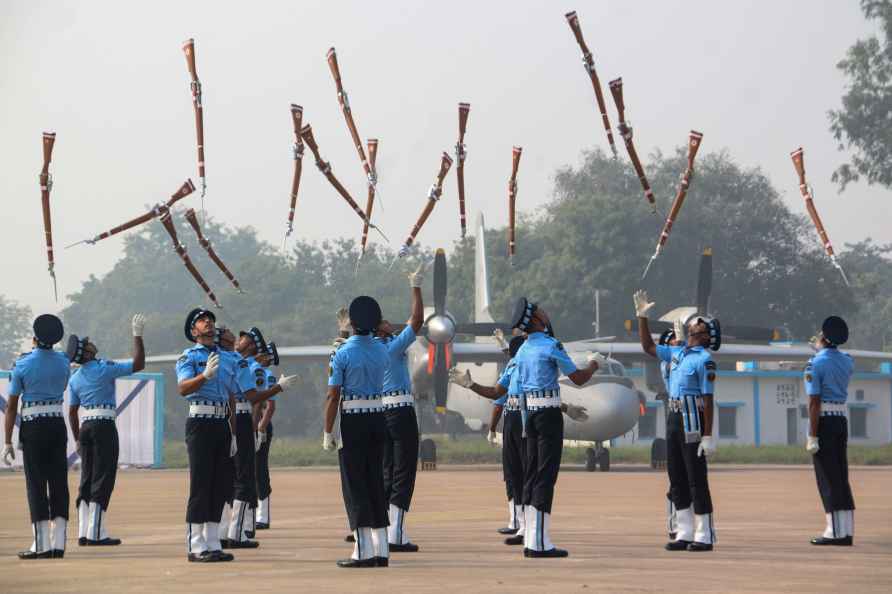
[256,377,265,387]
[805,374,813,382]
[177,355,188,364]
[705,361,717,371]
[238,360,249,368]
[555,342,565,351]
[707,372,716,382]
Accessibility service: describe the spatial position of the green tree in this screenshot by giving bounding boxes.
[839,240,892,350]
[829,0,892,190]
[0,295,32,369]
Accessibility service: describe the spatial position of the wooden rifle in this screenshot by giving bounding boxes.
[182,39,206,198]
[159,211,221,307]
[398,152,454,258]
[360,138,379,254]
[283,104,304,248]
[40,132,58,301]
[608,77,657,213]
[508,146,522,263]
[456,103,470,238]
[184,208,242,292]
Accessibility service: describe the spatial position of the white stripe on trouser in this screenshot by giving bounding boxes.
[674,507,694,542]
[823,510,854,539]
[78,500,89,539]
[693,513,715,545]
[514,504,525,536]
[187,523,207,554]
[228,499,254,541]
[507,499,518,530]
[51,518,67,551]
[204,522,222,551]
[372,527,389,559]
[351,528,374,560]
[524,508,554,552]
[88,502,109,541]
[257,497,270,524]
[32,520,51,553]
[667,496,677,536]
[219,503,231,541]
[388,504,409,545]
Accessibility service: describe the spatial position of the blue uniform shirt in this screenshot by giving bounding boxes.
[235,355,266,403]
[660,361,671,393]
[328,334,387,396]
[512,332,578,393]
[493,360,520,406]
[804,347,853,403]
[656,345,716,399]
[175,344,240,403]
[8,348,70,403]
[263,368,278,402]
[378,326,416,393]
[69,359,134,407]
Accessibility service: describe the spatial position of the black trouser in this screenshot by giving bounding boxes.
[256,422,273,500]
[21,417,69,523]
[185,417,232,524]
[77,420,119,510]
[382,406,419,512]
[232,412,257,506]
[522,408,563,513]
[503,410,525,504]
[813,416,855,512]
[666,411,712,514]
[339,413,389,531]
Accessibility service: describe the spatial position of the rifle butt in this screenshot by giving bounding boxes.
[291,104,304,135]
[458,103,470,139]
[182,38,198,80]
[169,179,197,207]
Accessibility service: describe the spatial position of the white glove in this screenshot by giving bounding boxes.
[322,431,337,451]
[202,353,219,380]
[806,435,820,455]
[258,430,267,446]
[673,317,685,343]
[131,313,146,337]
[254,432,262,453]
[276,374,298,392]
[336,307,351,335]
[633,289,656,318]
[229,433,238,457]
[564,404,589,422]
[486,430,499,447]
[398,245,410,258]
[408,261,425,288]
[493,328,508,351]
[331,337,347,349]
[697,435,716,458]
[448,367,473,388]
[2,443,14,466]
[587,352,608,370]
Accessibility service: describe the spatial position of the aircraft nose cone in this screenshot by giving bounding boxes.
[427,315,455,344]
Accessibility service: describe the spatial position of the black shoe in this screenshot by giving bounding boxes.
[497,526,519,535]
[187,551,216,563]
[344,534,355,543]
[207,550,234,562]
[78,537,87,546]
[665,540,692,551]
[389,542,419,553]
[336,558,378,568]
[245,530,255,539]
[687,542,714,552]
[375,557,389,567]
[85,537,122,546]
[18,550,54,560]
[256,522,270,530]
[811,536,853,546]
[504,535,524,546]
[226,539,259,549]
[52,549,65,559]
[524,547,569,558]
[220,538,232,549]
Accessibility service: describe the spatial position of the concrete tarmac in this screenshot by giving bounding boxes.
[1,465,890,593]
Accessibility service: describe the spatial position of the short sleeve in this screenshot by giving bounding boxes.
[68,374,81,406]
[497,363,516,390]
[804,360,821,397]
[106,360,134,380]
[8,364,24,397]
[328,349,346,387]
[550,342,578,375]
[656,345,673,363]
[388,326,416,356]
[236,360,255,394]
[700,356,716,395]
[493,394,508,406]
[176,353,196,382]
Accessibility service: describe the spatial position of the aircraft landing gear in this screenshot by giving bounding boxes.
[585,443,610,472]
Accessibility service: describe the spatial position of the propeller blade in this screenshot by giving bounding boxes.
[696,247,712,315]
[427,342,436,374]
[433,248,447,316]
[434,343,449,413]
[454,322,513,336]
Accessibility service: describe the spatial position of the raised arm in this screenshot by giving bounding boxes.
[634,290,657,357]
[131,314,146,373]
[407,263,425,333]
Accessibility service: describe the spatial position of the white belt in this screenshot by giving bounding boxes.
[505,397,521,411]
[82,407,116,421]
[341,399,384,414]
[382,393,414,408]
[524,390,561,410]
[21,403,64,420]
[189,403,228,418]
[821,402,847,416]
[235,402,253,414]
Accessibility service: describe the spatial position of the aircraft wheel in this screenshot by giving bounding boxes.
[598,449,610,472]
[585,448,597,472]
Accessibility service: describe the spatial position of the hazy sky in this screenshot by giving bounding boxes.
[3,0,890,317]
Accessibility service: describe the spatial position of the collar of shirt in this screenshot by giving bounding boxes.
[347,334,375,345]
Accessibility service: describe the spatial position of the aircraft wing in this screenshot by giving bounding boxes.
[451,342,505,364]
